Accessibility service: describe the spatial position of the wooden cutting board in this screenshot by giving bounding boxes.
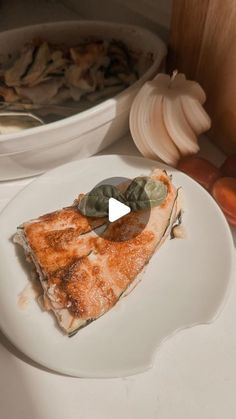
[168,0,236,155]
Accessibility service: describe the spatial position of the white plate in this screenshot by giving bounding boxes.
[0,155,234,378]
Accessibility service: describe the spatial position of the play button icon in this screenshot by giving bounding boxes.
[79,176,151,241]
[108,198,131,222]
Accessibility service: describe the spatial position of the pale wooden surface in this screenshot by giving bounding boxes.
[169,0,236,155]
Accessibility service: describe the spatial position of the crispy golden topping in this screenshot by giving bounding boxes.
[22,170,178,322]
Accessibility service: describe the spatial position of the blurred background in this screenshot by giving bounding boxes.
[0,0,171,40]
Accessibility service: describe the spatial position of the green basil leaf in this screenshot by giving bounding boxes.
[77,184,126,217]
[125,176,167,211]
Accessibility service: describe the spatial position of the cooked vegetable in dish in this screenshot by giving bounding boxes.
[0,38,140,106]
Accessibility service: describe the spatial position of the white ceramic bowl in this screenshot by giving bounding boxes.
[0,21,166,180]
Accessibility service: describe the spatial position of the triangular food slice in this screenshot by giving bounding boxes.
[14,169,182,336]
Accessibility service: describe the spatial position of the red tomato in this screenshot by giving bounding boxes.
[211,177,236,226]
[177,156,221,190]
[221,154,236,179]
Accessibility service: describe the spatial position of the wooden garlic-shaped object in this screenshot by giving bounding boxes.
[129,72,211,166]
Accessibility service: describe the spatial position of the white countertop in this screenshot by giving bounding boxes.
[0,135,235,419]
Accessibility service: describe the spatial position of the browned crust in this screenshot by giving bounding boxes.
[24,206,106,274]
[20,170,177,322]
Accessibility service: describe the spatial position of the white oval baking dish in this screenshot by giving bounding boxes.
[0,21,166,180]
